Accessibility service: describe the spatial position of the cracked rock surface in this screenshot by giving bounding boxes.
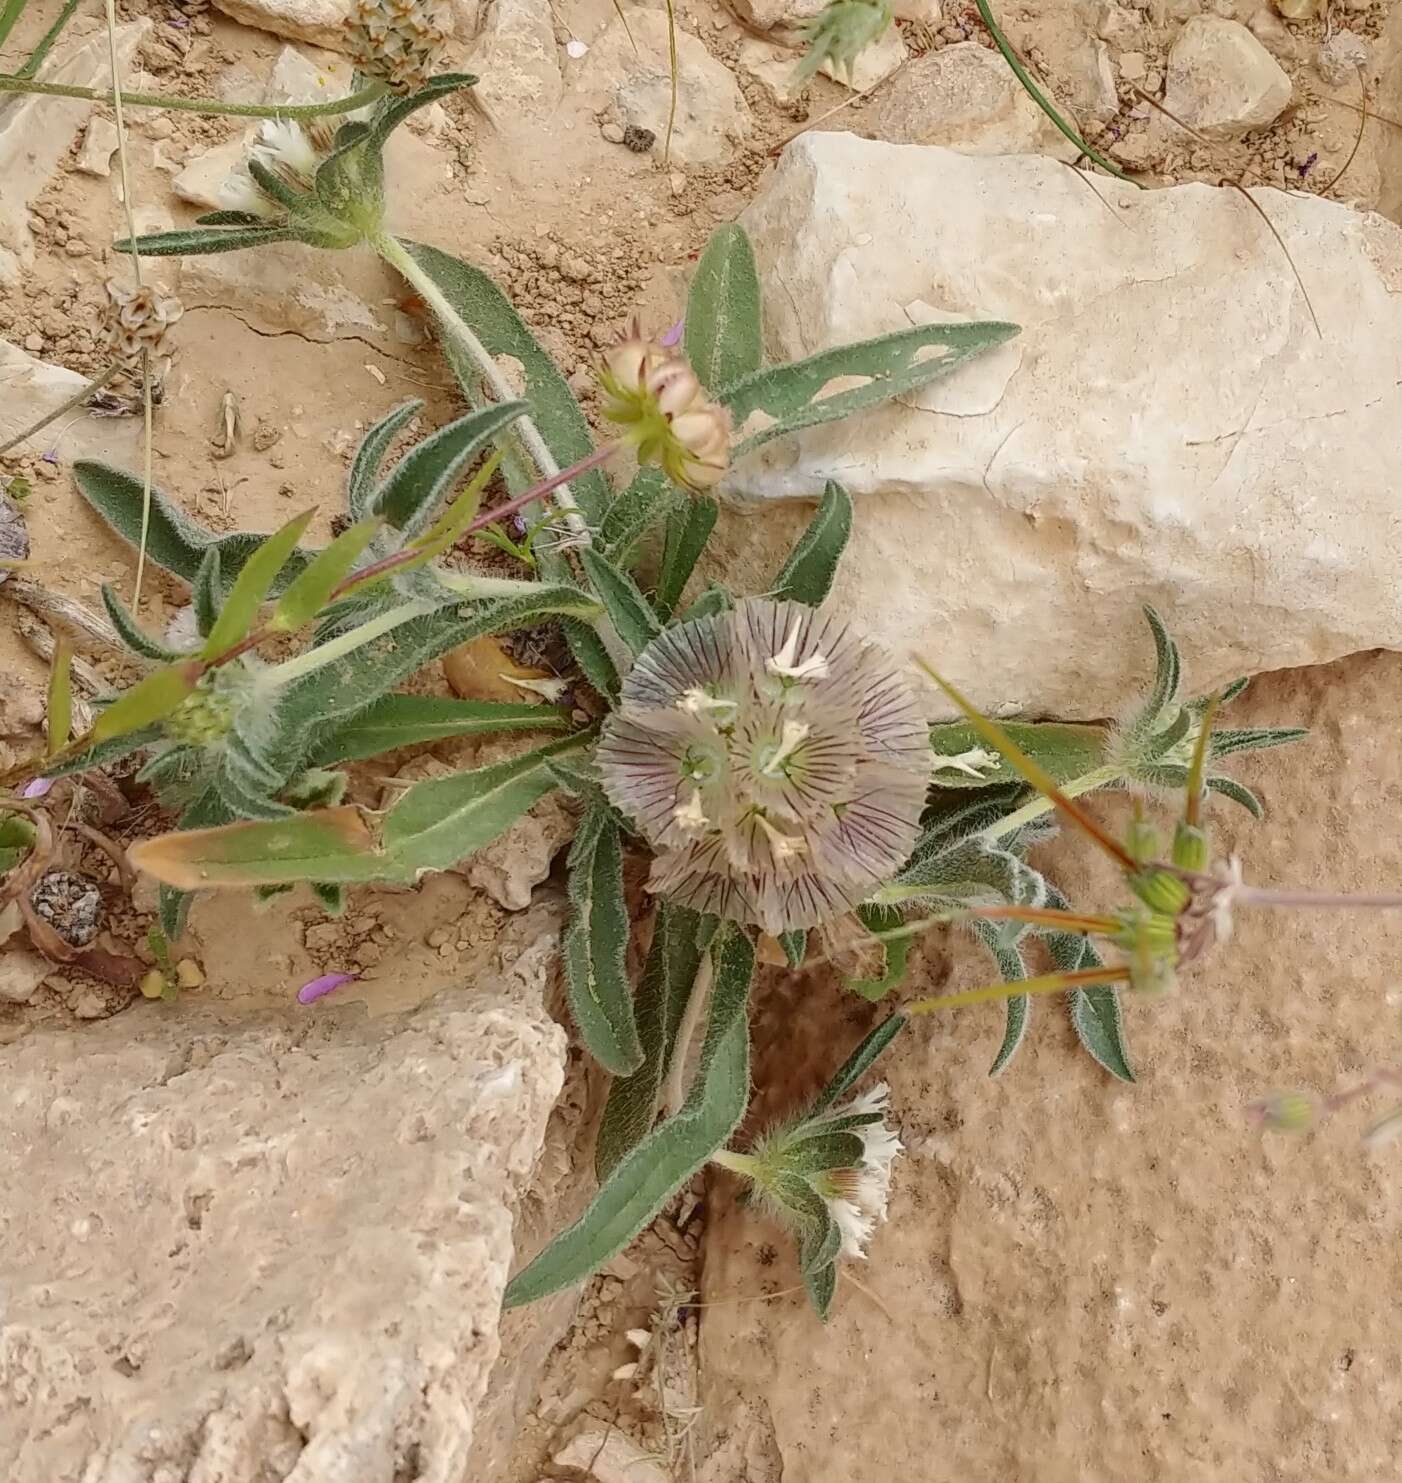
[709,134,1402,719]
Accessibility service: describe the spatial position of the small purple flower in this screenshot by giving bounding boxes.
[41,450,59,466]
[20,777,53,799]
[297,970,359,1005]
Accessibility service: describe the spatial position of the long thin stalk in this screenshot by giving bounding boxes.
[17,0,79,76]
[977,762,1123,843]
[906,963,1130,1014]
[0,362,120,457]
[0,73,385,118]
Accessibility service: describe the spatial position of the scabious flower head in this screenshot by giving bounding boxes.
[596,598,930,934]
[349,0,453,94]
[598,317,731,492]
[749,1081,902,1261]
[251,117,324,187]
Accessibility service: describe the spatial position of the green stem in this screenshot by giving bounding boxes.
[978,762,1123,843]
[0,72,386,118]
[259,598,437,687]
[17,0,79,76]
[710,1149,761,1178]
[972,0,1137,185]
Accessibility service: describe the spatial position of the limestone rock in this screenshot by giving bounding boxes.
[0,340,89,455]
[463,794,574,911]
[1317,29,1369,86]
[0,948,50,1005]
[171,138,248,209]
[716,134,1402,718]
[212,0,355,49]
[554,1430,669,1483]
[1061,36,1119,121]
[856,42,1079,160]
[736,38,804,104]
[467,0,563,127]
[74,117,119,178]
[819,24,908,91]
[0,20,149,283]
[724,0,826,39]
[1161,16,1291,139]
[575,10,753,167]
[697,652,1402,1483]
[0,950,567,1482]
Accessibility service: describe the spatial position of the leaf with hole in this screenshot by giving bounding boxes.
[721,319,1020,458]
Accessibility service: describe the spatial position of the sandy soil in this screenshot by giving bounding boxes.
[4,0,1402,1476]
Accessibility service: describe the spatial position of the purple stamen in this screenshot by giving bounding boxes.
[297,970,360,1005]
[20,777,53,798]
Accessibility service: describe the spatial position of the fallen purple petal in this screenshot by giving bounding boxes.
[20,777,53,798]
[297,970,359,1005]
[660,318,684,348]
[41,450,59,466]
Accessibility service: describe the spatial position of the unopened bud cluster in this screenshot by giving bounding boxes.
[598,318,731,491]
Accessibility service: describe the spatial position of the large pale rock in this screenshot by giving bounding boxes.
[0,340,89,454]
[0,925,568,1483]
[1161,15,1291,139]
[857,42,1079,158]
[573,10,752,167]
[467,0,563,127]
[212,0,355,49]
[715,134,1402,719]
[0,20,149,283]
[698,652,1402,1483]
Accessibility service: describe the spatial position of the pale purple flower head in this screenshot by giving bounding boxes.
[596,598,930,935]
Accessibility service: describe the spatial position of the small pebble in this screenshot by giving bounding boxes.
[669,171,686,196]
[23,333,42,353]
[601,120,625,144]
[566,37,588,57]
[64,239,89,258]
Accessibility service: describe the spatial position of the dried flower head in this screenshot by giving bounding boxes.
[102,278,184,403]
[596,598,930,934]
[349,0,453,94]
[598,317,731,491]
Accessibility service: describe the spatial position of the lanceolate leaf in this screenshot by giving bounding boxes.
[929,721,1106,790]
[45,641,72,757]
[654,496,718,620]
[193,547,222,637]
[397,240,610,524]
[844,902,910,1001]
[74,461,312,593]
[1123,605,1180,742]
[562,614,620,702]
[810,1013,906,1114]
[102,584,181,662]
[114,226,299,257]
[771,481,852,607]
[88,661,200,745]
[778,928,807,968]
[977,925,1030,1077]
[311,694,570,765]
[1044,887,1133,1083]
[130,730,590,888]
[564,804,642,1076]
[721,320,1021,458]
[600,467,674,565]
[202,510,315,656]
[580,548,662,656]
[503,923,754,1308]
[596,903,708,1180]
[348,400,423,519]
[369,402,526,534]
[1210,726,1309,759]
[271,518,381,632]
[686,224,763,393]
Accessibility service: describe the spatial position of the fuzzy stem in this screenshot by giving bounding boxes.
[977,762,1123,843]
[0,72,386,117]
[0,362,120,457]
[662,948,714,1117]
[259,598,436,686]
[710,1148,761,1178]
[1235,887,1402,911]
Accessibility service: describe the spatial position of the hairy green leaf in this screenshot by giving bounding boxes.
[397,240,609,524]
[89,661,200,745]
[114,226,299,257]
[844,903,910,1001]
[203,510,315,656]
[503,923,753,1308]
[580,547,662,656]
[600,467,674,565]
[564,805,641,1076]
[771,480,852,606]
[348,400,423,518]
[311,694,569,765]
[271,519,381,632]
[721,320,1021,458]
[929,720,1106,790]
[192,547,222,637]
[810,1013,906,1114]
[596,903,709,1180]
[778,928,807,968]
[101,583,181,662]
[654,496,718,620]
[1123,605,1180,742]
[1210,726,1309,759]
[977,925,1029,1077]
[45,641,72,757]
[562,614,620,702]
[0,814,37,874]
[686,224,763,393]
[369,402,526,534]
